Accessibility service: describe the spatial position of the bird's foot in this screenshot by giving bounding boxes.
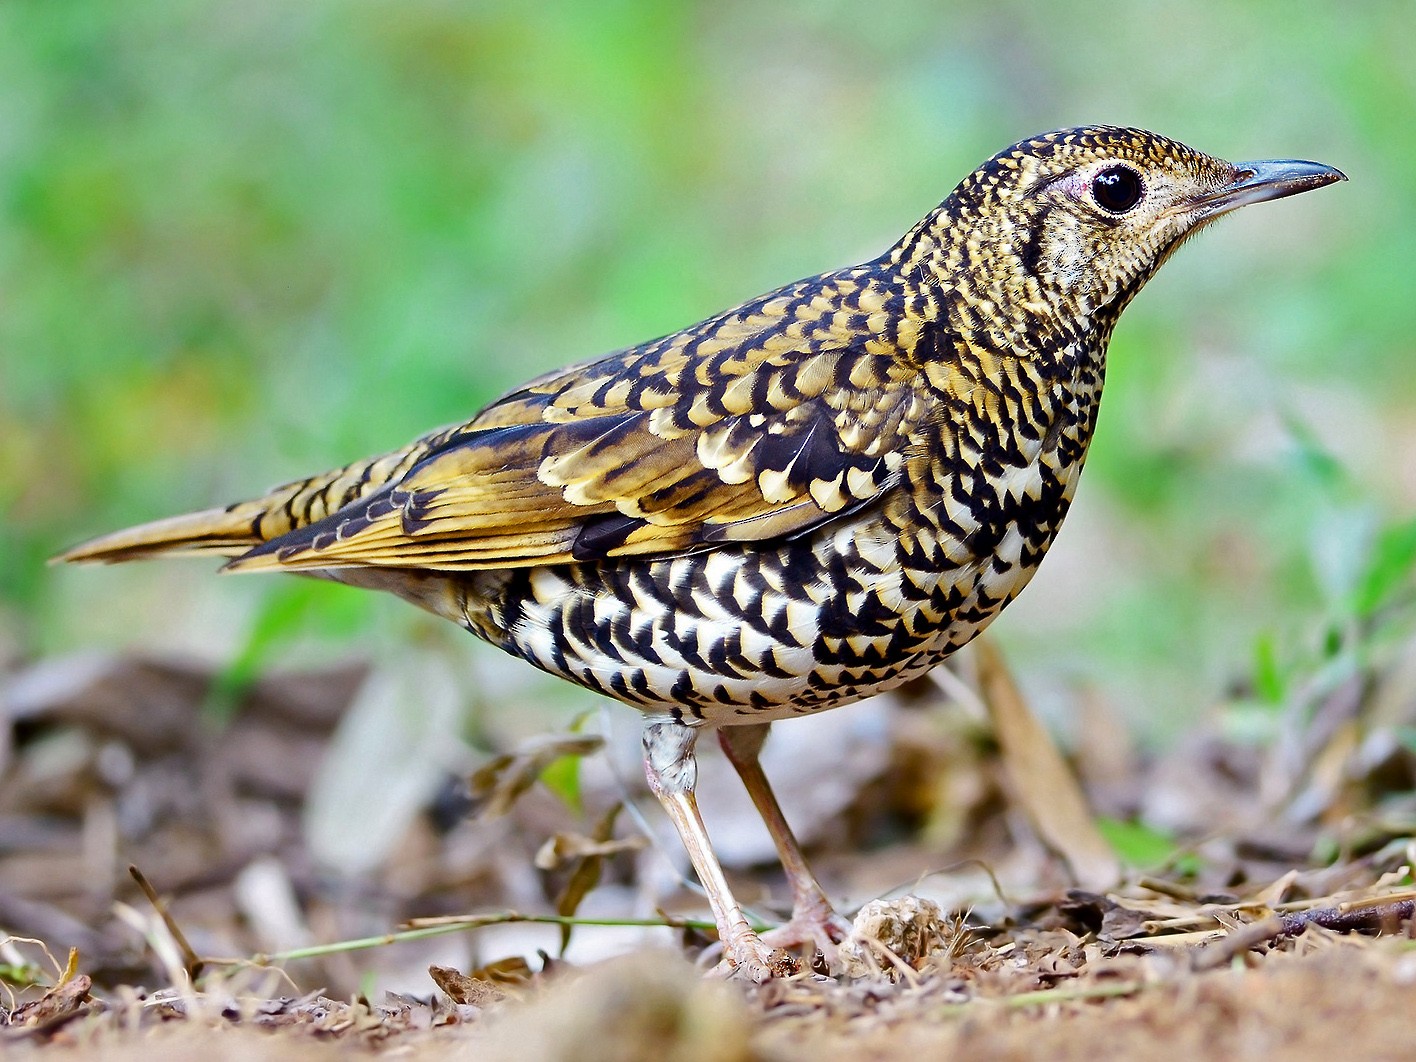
[705,929,801,982]
[759,902,853,968]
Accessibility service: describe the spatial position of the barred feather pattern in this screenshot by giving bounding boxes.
[434,301,1105,725]
[65,125,1323,729]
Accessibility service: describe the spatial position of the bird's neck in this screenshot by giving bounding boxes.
[888,206,1124,379]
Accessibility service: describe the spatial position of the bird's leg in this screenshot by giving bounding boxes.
[717,724,852,959]
[642,720,798,981]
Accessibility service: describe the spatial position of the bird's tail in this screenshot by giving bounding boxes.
[53,438,435,568]
[54,502,269,565]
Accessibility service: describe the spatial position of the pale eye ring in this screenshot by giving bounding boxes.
[1091,165,1144,213]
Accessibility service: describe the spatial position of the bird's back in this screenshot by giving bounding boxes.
[58,223,1109,726]
[63,127,1214,723]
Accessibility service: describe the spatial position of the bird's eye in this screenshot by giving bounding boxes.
[1091,165,1144,213]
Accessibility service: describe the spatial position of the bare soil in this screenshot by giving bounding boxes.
[3,646,1415,1058]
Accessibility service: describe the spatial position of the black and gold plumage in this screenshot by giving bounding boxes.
[60,127,1343,979]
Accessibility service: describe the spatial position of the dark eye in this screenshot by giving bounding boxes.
[1091,165,1143,213]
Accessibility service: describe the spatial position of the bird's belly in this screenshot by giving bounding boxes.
[461,506,1057,727]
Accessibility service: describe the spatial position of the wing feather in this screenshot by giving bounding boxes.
[225,267,922,574]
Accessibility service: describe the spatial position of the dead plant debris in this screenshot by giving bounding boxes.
[4,637,1416,1057]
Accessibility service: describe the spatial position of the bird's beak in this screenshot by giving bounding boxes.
[1197,158,1347,218]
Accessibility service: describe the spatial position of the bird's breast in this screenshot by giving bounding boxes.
[456,345,1106,727]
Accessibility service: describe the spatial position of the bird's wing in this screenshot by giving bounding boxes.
[226,270,922,573]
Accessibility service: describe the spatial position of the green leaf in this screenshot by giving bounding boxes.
[535,708,601,814]
[0,961,49,988]
[201,579,372,727]
[1309,505,1377,609]
[1251,631,1286,705]
[201,581,318,726]
[539,753,585,815]
[1169,852,1203,879]
[1310,833,1341,868]
[1095,816,1178,869]
[1281,410,1350,495]
[1352,516,1416,618]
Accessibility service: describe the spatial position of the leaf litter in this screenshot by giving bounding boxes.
[3,629,1416,1058]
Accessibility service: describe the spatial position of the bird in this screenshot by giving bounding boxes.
[58,126,1344,980]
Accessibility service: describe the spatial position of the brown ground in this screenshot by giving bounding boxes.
[3,640,1415,1058]
[8,917,1416,1060]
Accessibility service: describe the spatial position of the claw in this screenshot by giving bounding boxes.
[704,927,801,982]
[759,906,853,967]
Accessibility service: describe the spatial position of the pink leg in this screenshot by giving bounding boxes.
[718,724,852,958]
[643,720,798,980]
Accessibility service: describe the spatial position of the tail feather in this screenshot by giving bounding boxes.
[54,504,267,565]
[55,438,440,569]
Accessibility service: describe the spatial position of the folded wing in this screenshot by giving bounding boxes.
[228,270,920,573]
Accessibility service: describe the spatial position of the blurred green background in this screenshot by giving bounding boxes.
[3,0,1413,745]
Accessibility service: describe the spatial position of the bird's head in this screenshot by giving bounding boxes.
[903,126,1345,353]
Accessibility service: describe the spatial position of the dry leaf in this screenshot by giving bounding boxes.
[468,734,605,820]
[534,831,645,871]
[553,803,625,955]
[429,964,506,1007]
[970,636,1121,890]
[8,972,93,1031]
